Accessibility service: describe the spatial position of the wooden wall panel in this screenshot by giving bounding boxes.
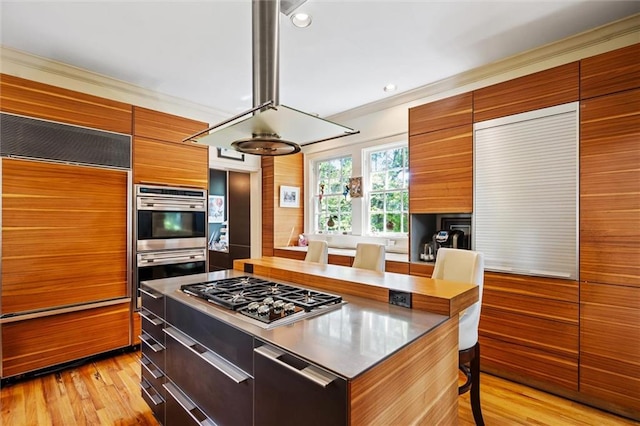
[581,43,640,100]
[133,106,208,143]
[473,62,579,122]
[272,154,304,247]
[2,303,130,378]
[580,282,640,416]
[133,137,208,189]
[408,92,472,136]
[0,74,132,134]
[580,89,640,287]
[262,157,275,256]
[409,124,473,213]
[1,158,128,314]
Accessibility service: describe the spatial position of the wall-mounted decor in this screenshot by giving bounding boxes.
[218,147,245,161]
[280,185,300,208]
[349,177,363,198]
[208,195,225,223]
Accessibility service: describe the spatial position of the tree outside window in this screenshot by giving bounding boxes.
[368,146,408,234]
[314,156,352,233]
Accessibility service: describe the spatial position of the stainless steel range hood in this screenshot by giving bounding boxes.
[185,0,358,156]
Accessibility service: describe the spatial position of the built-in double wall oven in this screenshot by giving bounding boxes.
[134,184,208,309]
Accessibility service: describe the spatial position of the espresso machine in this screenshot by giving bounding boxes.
[432,229,466,258]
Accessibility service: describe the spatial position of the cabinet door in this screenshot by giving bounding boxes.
[254,342,348,426]
[580,43,640,100]
[409,124,473,213]
[133,106,208,143]
[409,92,472,136]
[580,89,640,287]
[1,303,130,378]
[1,158,128,314]
[134,137,209,189]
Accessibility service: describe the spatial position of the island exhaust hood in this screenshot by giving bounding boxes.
[184,0,359,156]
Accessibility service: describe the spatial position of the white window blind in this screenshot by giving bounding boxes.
[474,102,578,279]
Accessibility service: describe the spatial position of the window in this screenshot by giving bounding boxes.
[314,156,352,233]
[367,145,409,234]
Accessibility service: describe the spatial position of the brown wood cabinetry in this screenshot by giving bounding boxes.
[0,74,132,134]
[479,272,579,391]
[1,302,130,378]
[408,93,473,214]
[133,106,208,144]
[409,262,434,277]
[261,154,304,255]
[580,88,640,287]
[580,282,640,418]
[473,62,579,123]
[133,137,209,189]
[580,43,640,100]
[1,158,128,314]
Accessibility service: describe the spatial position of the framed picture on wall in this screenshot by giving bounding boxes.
[208,195,225,223]
[279,186,300,208]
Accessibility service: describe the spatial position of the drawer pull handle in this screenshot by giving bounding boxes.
[163,382,216,426]
[255,345,337,388]
[139,287,163,300]
[163,326,250,384]
[140,332,164,352]
[139,309,163,326]
[140,379,164,406]
[140,356,164,379]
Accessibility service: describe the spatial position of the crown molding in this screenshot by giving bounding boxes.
[328,13,640,123]
[0,45,230,124]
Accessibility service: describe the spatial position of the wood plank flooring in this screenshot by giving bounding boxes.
[1,349,638,425]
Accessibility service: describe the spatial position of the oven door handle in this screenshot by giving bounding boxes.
[163,327,250,384]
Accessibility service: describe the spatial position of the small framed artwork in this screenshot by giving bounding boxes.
[349,177,363,198]
[280,185,300,208]
[208,195,225,223]
[217,147,245,161]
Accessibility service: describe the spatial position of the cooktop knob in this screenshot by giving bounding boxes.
[263,296,274,306]
[247,301,260,312]
[257,304,271,316]
[284,302,296,313]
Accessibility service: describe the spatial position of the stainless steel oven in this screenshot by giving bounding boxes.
[135,184,207,251]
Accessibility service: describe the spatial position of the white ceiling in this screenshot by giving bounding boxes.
[1,1,639,119]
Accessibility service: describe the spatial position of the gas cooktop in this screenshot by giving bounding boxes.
[180,276,344,328]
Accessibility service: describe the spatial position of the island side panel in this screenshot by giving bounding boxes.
[349,317,459,424]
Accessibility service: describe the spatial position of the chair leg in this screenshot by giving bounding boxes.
[470,342,484,426]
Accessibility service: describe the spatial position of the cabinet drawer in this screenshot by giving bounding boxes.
[163,380,216,426]
[140,331,165,371]
[141,353,165,394]
[141,377,165,425]
[140,308,165,343]
[140,285,165,318]
[166,297,254,374]
[164,326,253,426]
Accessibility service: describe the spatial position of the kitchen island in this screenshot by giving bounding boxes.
[139,258,478,425]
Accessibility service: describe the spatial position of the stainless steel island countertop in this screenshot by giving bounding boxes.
[141,269,448,379]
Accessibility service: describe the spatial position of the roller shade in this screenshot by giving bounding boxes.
[473,102,578,279]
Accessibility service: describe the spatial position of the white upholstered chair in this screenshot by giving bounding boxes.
[431,247,485,426]
[304,240,328,264]
[351,243,386,272]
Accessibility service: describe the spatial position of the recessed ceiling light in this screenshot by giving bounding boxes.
[384,84,397,92]
[291,12,312,28]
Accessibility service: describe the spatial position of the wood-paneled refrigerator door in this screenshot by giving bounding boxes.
[1,158,130,378]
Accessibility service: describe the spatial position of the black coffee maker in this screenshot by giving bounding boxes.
[432,229,466,258]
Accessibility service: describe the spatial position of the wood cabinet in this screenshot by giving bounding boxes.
[580,88,640,287]
[580,43,640,100]
[479,272,579,391]
[261,154,304,255]
[473,62,580,123]
[1,158,128,315]
[0,74,132,134]
[1,302,130,378]
[133,137,209,189]
[408,93,473,214]
[132,107,209,189]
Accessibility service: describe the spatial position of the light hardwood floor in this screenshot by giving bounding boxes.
[1,349,638,425]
